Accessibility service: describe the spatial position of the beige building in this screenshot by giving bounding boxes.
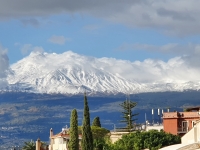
[49,127,82,150]
[110,131,129,143]
[109,124,163,144]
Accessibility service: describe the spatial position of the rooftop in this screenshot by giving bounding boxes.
[163,111,200,119]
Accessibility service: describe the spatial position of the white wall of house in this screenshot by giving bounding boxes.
[146,125,163,131]
[160,120,200,149]
[50,137,68,150]
[181,120,200,144]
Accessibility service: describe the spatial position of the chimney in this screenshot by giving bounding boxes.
[50,128,53,137]
[36,138,41,150]
[49,128,53,150]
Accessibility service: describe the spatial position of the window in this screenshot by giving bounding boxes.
[182,121,188,131]
[192,121,196,127]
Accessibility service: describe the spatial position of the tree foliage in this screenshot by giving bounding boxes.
[119,100,138,130]
[91,126,110,150]
[69,109,79,150]
[22,141,36,150]
[78,124,110,150]
[111,130,181,150]
[81,93,93,150]
[91,126,110,139]
[92,116,101,127]
[22,140,47,150]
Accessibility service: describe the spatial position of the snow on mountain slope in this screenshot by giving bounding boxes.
[6,51,200,95]
[6,51,142,94]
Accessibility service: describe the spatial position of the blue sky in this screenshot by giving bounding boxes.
[0,0,200,66]
[0,15,176,64]
[0,0,200,87]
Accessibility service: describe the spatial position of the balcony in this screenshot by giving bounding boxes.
[177,127,188,133]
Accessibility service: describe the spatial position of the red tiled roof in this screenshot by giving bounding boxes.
[50,131,82,139]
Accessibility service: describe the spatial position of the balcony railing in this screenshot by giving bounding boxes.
[177,127,188,133]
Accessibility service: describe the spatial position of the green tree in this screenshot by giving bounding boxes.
[22,140,47,150]
[91,126,110,139]
[40,141,48,150]
[69,109,79,150]
[119,99,138,131]
[111,130,181,150]
[92,117,101,127]
[22,141,36,150]
[91,126,110,150]
[78,126,110,150]
[81,93,93,150]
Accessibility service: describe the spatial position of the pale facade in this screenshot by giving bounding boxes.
[146,125,163,131]
[181,119,200,144]
[49,128,82,150]
[110,132,129,143]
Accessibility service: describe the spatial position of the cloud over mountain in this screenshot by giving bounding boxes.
[6,51,200,95]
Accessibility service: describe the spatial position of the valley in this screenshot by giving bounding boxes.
[0,91,200,148]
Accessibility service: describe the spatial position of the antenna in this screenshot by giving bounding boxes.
[152,109,154,125]
[158,108,160,124]
[162,109,164,124]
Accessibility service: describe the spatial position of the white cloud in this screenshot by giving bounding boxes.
[0,0,200,36]
[7,50,200,93]
[0,44,9,88]
[21,49,199,84]
[48,35,70,45]
[99,49,200,83]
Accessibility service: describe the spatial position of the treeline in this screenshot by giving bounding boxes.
[109,130,181,150]
[68,94,181,150]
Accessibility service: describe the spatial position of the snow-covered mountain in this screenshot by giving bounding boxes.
[4,51,200,95]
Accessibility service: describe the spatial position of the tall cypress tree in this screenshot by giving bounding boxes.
[69,109,79,150]
[81,93,93,150]
[92,117,101,127]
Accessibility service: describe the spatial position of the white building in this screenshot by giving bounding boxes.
[146,124,163,132]
[49,127,82,150]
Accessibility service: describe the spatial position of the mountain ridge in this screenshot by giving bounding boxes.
[3,51,200,95]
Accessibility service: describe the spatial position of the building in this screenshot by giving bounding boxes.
[146,124,163,132]
[163,106,200,136]
[110,131,129,143]
[160,119,200,150]
[49,127,82,150]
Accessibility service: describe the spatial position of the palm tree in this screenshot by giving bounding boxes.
[22,141,36,150]
[40,141,48,150]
